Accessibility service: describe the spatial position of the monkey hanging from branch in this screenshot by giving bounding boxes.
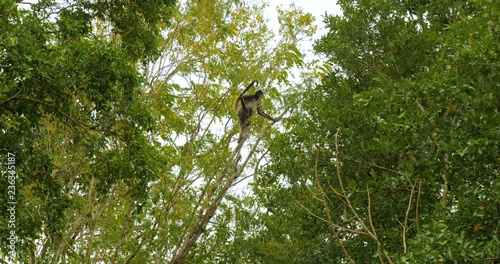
[234,80,277,129]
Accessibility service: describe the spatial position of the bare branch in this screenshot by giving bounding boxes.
[314,146,355,263]
[170,121,276,264]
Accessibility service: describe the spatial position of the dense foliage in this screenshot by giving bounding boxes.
[1,0,312,262]
[246,0,499,262]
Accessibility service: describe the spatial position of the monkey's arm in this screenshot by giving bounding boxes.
[256,105,277,122]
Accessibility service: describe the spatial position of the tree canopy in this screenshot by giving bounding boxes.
[1,0,498,263]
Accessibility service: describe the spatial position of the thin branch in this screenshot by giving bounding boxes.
[415,180,422,231]
[17,96,99,130]
[367,186,384,264]
[334,132,373,237]
[170,121,275,264]
[314,147,355,264]
[294,197,329,223]
[0,89,23,107]
[253,147,270,182]
[294,198,368,236]
[402,181,417,254]
[334,130,394,263]
[343,156,405,176]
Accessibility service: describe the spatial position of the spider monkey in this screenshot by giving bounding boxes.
[234,80,277,129]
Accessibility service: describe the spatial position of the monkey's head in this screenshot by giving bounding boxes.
[255,90,264,99]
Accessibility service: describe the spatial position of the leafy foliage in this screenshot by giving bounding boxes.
[1,0,174,262]
[1,0,315,263]
[245,0,499,262]
[1,0,497,263]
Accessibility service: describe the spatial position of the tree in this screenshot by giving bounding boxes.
[245,0,499,262]
[1,0,316,262]
[1,0,174,262]
[141,1,315,262]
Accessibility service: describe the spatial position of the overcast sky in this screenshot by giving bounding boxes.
[264,1,342,64]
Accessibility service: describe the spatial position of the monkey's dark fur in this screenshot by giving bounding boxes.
[234,80,276,128]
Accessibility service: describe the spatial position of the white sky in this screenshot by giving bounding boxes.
[259,0,343,83]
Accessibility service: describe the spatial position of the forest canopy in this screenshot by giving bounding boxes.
[1,0,498,263]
